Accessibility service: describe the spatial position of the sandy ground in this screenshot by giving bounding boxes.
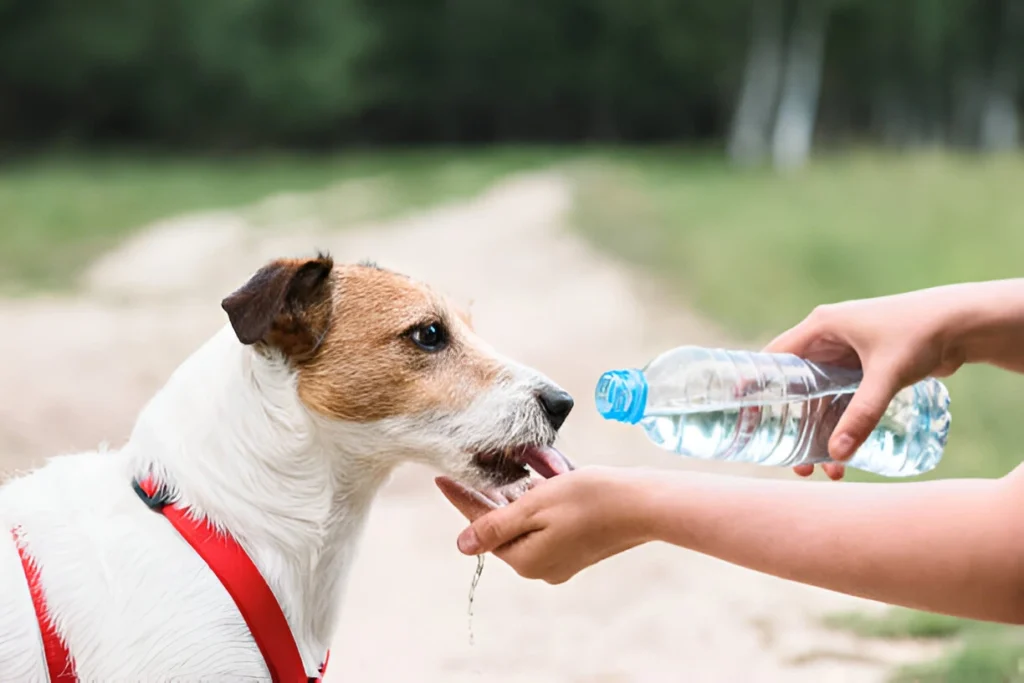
[0,172,945,681]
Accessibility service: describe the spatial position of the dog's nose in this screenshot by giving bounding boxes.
[537,386,574,430]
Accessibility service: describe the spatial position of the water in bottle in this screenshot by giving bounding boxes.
[594,346,951,477]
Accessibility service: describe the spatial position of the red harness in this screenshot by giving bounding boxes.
[11,526,75,683]
[12,477,329,683]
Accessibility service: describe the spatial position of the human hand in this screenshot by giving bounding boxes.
[435,467,653,584]
[763,289,968,479]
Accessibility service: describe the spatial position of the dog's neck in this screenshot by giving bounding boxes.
[126,325,395,666]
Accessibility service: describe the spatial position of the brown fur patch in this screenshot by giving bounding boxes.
[222,255,334,361]
[294,264,504,422]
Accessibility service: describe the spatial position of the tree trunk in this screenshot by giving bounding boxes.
[439,0,464,142]
[771,0,829,171]
[727,0,786,166]
[872,87,913,148]
[979,0,1021,151]
[589,48,619,141]
[950,66,988,148]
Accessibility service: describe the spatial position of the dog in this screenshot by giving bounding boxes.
[0,254,574,682]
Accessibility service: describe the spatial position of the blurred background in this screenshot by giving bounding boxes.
[1,0,1023,681]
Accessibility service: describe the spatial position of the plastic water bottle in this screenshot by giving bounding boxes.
[594,346,951,477]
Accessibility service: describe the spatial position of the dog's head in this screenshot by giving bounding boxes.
[220,254,573,488]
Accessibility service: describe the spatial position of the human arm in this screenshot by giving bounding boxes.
[438,464,1024,624]
[764,279,1024,478]
[946,279,1024,373]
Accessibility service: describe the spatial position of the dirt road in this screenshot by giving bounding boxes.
[0,172,941,681]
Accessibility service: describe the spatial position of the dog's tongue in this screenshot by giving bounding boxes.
[521,445,574,478]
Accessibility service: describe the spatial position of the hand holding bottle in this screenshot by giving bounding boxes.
[763,280,1024,479]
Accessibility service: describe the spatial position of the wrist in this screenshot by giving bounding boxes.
[613,468,687,547]
[940,280,1024,367]
[601,468,668,546]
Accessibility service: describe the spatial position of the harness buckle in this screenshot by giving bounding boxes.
[132,478,171,510]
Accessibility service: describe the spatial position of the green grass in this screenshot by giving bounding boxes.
[0,148,561,293]
[569,148,1024,682]
[825,609,976,640]
[825,608,1024,683]
[893,639,1024,683]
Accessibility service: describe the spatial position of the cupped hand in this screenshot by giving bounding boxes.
[763,291,966,479]
[435,467,652,585]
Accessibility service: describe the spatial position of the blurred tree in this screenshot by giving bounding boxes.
[822,0,1022,151]
[0,0,374,146]
[771,0,833,170]
[0,0,1020,154]
[728,0,786,166]
[978,0,1023,150]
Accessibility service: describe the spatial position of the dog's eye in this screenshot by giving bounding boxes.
[409,322,449,352]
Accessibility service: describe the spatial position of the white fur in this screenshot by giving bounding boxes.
[0,324,561,682]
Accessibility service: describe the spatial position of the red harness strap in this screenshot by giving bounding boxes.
[134,476,328,683]
[11,526,76,683]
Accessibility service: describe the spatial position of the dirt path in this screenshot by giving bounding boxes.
[0,172,943,681]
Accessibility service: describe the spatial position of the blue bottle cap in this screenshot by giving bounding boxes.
[594,368,648,424]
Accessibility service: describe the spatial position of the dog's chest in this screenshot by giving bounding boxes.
[0,454,276,680]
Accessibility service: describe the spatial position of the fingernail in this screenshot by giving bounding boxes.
[833,434,855,460]
[457,529,480,555]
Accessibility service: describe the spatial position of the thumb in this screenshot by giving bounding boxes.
[457,501,537,556]
[830,367,901,461]
[762,322,818,357]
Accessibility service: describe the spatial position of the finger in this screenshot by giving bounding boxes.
[762,319,819,356]
[503,477,541,502]
[822,462,846,480]
[457,499,542,557]
[435,476,499,522]
[478,488,508,507]
[830,368,901,461]
[793,464,815,477]
[500,525,642,584]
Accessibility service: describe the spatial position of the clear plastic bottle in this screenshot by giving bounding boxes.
[594,346,951,477]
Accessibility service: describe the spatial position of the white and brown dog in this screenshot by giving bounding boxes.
[0,254,573,682]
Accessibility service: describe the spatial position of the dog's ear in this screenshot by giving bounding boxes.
[221,253,334,360]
